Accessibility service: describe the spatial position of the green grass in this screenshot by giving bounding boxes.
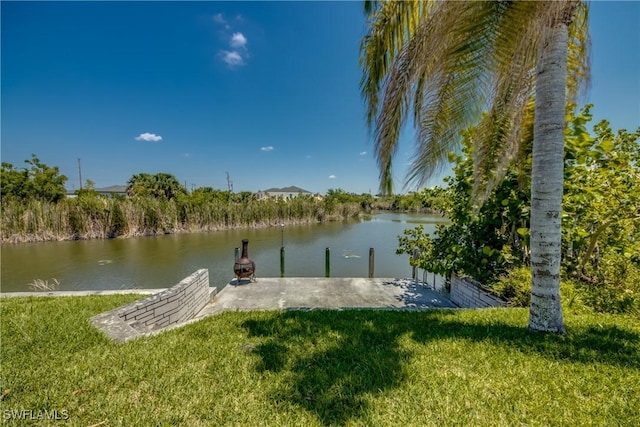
[1,296,639,426]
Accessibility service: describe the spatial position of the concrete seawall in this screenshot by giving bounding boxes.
[90,269,216,342]
[449,275,507,308]
[0,289,168,298]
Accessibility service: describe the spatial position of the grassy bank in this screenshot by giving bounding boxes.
[1,296,638,426]
[0,197,361,243]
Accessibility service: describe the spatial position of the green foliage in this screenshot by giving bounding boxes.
[73,179,99,198]
[325,188,373,207]
[576,253,640,315]
[563,106,640,279]
[559,105,640,313]
[322,189,376,216]
[1,155,68,202]
[1,187,361,242]
[109,200,126,236]
[0,162,27,200]
[396,225,436,272]
[360,1,589,195]
[490,267,532,307]
[397,106,640,313]
[398,131,530,284]
[126,172,187,200]
[369,187,450,213]
[482,265,635,315]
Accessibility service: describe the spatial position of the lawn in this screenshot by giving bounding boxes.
[1,295,638,426]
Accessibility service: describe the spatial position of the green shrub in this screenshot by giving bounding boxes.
[577,253,640,315]
[579,284,637,315]
[489,266,532,307]
[489,260,639,315]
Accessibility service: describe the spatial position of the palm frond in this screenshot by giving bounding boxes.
[408,1,509,189]
[471,1,540,203]
[360,1,430,131]
[361,0,589,198]
[363,0,378,16]
[567,2,591,100]
[472,1,588,203]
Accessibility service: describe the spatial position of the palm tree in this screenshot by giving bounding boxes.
[360,0,589,333]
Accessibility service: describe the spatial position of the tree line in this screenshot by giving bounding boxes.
[0,158,449,243]
[0,163,362,242]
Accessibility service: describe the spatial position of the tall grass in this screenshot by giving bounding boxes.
[0,196,362,243]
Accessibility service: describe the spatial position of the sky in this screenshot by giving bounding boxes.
[2,1,639,195]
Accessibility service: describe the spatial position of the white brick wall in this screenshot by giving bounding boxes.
[450,275,507,308]
[116,269,212,330]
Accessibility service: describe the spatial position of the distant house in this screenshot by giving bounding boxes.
[66,185,128,198]
[256,186,312,200]
[95,185,128,196]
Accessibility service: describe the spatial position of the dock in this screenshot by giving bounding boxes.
[1,277,456,312]
[196,277,456,317]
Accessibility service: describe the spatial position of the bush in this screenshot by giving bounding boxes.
[397,107,639,315]
[577,254,640,315]
[579,284,637,315]
[489,266,532,307]
[489,259,639,315]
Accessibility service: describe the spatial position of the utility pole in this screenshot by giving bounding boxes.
[226,171,233,193]
[77,158,83,190]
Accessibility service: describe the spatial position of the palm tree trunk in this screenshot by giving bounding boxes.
[528,19,570,334]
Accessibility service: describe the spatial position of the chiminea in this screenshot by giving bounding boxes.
[233,239,256,281]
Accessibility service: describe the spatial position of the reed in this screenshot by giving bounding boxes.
[0,195,362,243]
[27,278,60,291]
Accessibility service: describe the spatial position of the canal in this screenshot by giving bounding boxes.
[1,212,446,293]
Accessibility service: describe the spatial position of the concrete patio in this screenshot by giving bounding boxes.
[195,277,456,318]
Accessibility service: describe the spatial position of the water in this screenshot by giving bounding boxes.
[0,212,446,293]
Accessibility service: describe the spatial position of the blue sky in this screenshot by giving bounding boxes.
[2,1,639,195]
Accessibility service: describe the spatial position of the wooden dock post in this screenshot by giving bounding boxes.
[325,247,331,277]
[234,247,240,262]
[368,248,375,278]
[280,247,285,277]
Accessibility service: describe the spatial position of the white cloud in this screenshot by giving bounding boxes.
[221,50,244,67]
[213,13,230,29]
[135,132,162,142]
[328,174,337,179]
[260,146,274,152]
[230,32,247,49]
[214,15,249,68]
[213,13,226,24]
[359,151,367,156]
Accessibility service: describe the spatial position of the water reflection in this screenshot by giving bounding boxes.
[1,213,445,293]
